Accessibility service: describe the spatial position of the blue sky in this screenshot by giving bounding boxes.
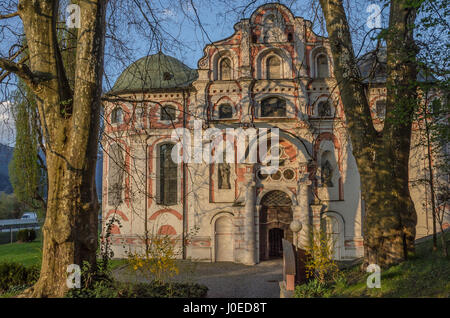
[102,0,384,90]
[0,0,387,145]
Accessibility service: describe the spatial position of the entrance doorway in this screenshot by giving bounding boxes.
[259,190,293,261]
[215,216,233,262]
[269,228,284,257]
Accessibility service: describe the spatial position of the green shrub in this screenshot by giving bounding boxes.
[124,281,208,298]
[0,262,40,293]
[294,279,329,298]
[66,280,208,298]
[17,229,37,243]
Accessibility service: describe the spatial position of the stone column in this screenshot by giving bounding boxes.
[310,202,325,231]
[295,175,312,250]
[244,180,257,265]
[255,204,261,263]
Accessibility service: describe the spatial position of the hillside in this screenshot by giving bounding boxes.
[0,144,13,193]
[295,233,450,298]
[0,143,103,198]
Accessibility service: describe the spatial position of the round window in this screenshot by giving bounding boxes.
[283,168,295,180]
[271,170,282,181]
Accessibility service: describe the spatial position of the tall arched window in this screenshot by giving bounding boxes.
[108,143,124,206]
[260,97,286,117]
[158,143,177,205]
[317,54,329,78]
[219,58,232,80]
[266,55,281,79]
[111,107,123,124]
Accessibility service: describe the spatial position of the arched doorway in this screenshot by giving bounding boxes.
[215,216,234,262]
[259,190,293,261]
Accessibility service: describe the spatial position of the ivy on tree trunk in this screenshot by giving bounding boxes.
[0,0,107,297]
[318,0,418,267]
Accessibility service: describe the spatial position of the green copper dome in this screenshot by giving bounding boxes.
[109,52,198,94]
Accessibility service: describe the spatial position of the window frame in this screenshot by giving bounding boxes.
[111,107,124,125]
[375,99,386,118]
[315,53,330,78]
[217,103,234,120]
[317,100,333,118]
[266,55,282,80]
[219,57,233,81]
[158,104,178,124]
[259,96,287,118]
[157,143,178,205]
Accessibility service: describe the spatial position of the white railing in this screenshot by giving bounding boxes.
[0,219,42,243]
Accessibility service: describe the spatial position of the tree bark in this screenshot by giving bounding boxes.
[7,0,108,297]
[318,0,418,267]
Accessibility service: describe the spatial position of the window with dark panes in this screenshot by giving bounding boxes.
[218,104,233,119]
[159,143,177,205]
[111,107,123,124]
[375,100,386,118]
[318,101,332,117]
[161,105,176,121]
[260,97,286,117]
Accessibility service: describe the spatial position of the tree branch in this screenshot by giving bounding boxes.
[0,12,19,20]
[0,57,52,87]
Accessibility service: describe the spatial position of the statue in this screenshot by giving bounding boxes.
[218,162,231,189]
[321,160,333,187]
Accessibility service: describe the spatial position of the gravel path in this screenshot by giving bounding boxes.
[113,259,283,298]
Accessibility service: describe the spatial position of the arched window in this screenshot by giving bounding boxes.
[161,105,176,121]
[219,58,232,80]
[111,107,123,124]
[266,55,281,79]
[108,143,124,206]
[318,101,332,117]
[317,54,329,78]
[158,143,177,205]
[261,97,286,117]
[320,151,334,187]
[218,104,233,119]
[375,99,386,118]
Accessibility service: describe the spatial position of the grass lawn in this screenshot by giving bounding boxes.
[0,240,43,267]
[0,238,127,270]
[308,233,450,298]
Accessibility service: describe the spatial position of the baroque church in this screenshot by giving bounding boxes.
[102,3,444,264]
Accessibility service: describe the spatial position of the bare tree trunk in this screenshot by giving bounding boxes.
[318,0,418,267]
[0,0,108,297]
[424,112,438,250]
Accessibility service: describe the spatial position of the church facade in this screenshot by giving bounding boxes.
[101,3,444,264]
